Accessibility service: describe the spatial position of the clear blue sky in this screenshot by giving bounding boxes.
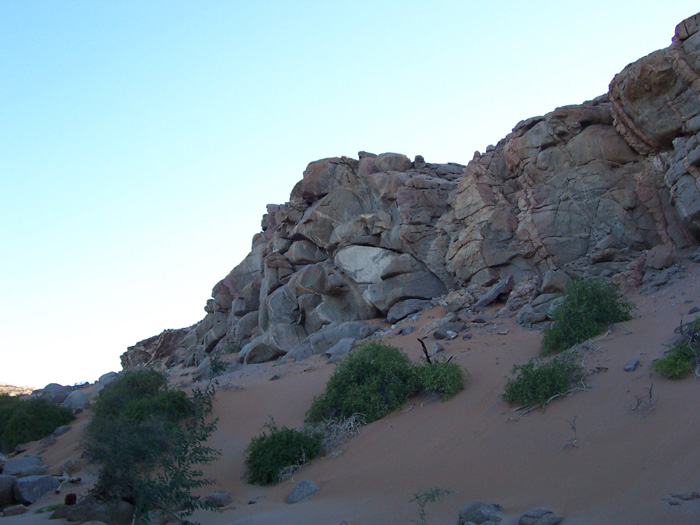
[1,1,697,388]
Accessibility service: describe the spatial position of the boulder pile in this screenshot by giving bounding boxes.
[122,13,700,371]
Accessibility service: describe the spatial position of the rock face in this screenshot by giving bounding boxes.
[122,13,700,370]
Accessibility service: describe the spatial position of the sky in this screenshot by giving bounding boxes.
[1,1,698,388]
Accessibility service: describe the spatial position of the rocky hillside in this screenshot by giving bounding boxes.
[121,12,700,373]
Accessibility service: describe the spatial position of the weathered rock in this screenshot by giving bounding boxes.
[324,338,355,361]
[2,504,26,516]
[375,152,412,173]
[2,455,44,478]
[51,496,134,525]
[0,475,16,506]
[646,245,674,269]
[540,270,571,293]
[204,490,233,507]
[287,321,379,361]
[387,299,432,323]
[37,383,71,405]
[519,508,564,525]
[458,499,502,524]
[517,304,548,327]
[286,479,319,504]
[126,13,700,374]
[624,358,640,372]
[13,474,59,504]
[62,390,90,412]
[474,276,514,309]
[363,269,447,314]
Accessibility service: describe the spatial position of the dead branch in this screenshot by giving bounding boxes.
[417,337,431,364]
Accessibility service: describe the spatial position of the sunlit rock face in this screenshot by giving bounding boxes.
[122,12,700,370]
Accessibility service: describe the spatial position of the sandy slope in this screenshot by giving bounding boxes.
[7,261,700,524]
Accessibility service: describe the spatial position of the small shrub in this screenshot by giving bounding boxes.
[0,395,74,452]
[652,318,700,378]
[410,486,454,525]
[416,358,464,400]
[541,279,633,356]
[209,355,227,377]
[244,420,323,485]
[503,358,583,407]
[306,341,421,423]
[652,343,693,378]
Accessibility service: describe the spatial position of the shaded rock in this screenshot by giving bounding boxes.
[689,306,700,314]
[287,321,379,362]
[474,276,514,309]
[387,299,431,323]
[624,358,640,372]
[51,496,134,525]
[363,269,447,314]
[324,338,355,361]
[396,325,415,336]
[1,504,26,516]
[204,490,233,508]
[0,474,16,506]
[519,508,564,525]
[458,499,502,524]
[540,270,571,293]
[238,336,283,365]
[62,390,90,412]
[37,383,71,405]
[517,304,548,327]
[286,479,319,504]
[646,245,674,269]
[13,474,59,504]
[2,455,44,478]
[192,358,213,382]
[375,152,412,172]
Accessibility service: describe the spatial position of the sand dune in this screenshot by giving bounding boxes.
[8,260,700,524]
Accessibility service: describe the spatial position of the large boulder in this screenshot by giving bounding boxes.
[37,383,71,405]
[2,456,45,478]
[13,475,59,504]
[62,390,90,412]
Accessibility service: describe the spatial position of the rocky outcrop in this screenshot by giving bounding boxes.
[122,12,700,370]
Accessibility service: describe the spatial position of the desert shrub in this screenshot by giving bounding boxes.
[416,358,464,400]
[86,369,219,524]
[305,341,421,423]
[503,358,583,407]
[541,279,633,356]
[410,486,454,525]
[93,369,191,422]
[652,317,700,378]
[208,355,227,377]
[244,419,323,485]
[0,395,74,452]
[652,343,694,378]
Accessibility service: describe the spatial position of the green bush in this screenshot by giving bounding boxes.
[416,358,464,400]
[541,279,633,356]
[306,341,465,424]
[93,369,191,422]
[86,369,219,524]
[652,318,700,378]
[652,342,694,378]
[503,358,583,407]
[244,420,323,485]
[306,341,422,423]
[0,395,74,452]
